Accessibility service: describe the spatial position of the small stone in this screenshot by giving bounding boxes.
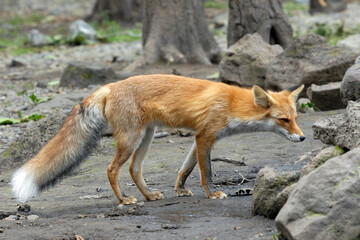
[154,132,169,139]
[116,204,124,210]
[136,201,145,207]
[28,29,48,47]
[161,223,178,229]
[297,98,315,113]
[79,194,109,200]
[17,204,31,213]
[167,140,174,144]
[26,215,39,221]
[5,215,19,221]
[9,59,26,68]
[128,208,135,214]
[68,19,96,41]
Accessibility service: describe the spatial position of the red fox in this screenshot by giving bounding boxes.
[11,74,304,204]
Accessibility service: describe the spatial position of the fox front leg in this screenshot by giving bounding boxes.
[195,134,227,199]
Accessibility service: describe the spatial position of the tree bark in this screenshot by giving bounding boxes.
[136,0,221,66]
[309,0,346,14]
[88,0,141,23]
[227,0,293,49]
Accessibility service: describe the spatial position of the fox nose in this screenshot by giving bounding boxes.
[300,136,306,141]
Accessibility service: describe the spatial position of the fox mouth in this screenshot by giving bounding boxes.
[287,134,306,142]
[283,132,306,142]
[276,128,305,142]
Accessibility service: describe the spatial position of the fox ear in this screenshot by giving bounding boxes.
[289,84,304,102]
[252,85,276,109]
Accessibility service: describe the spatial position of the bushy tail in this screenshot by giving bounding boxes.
[11,101,106,202]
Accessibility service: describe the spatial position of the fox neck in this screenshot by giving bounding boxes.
[217,87,273,139]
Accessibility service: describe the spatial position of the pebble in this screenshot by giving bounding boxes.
[128,208,136,214]
[17,204,31,213]
[136,201,145,207]
[116,204,124,210]
[4,215,19,221]
[26,215,39,221]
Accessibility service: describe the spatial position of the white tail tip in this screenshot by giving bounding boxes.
[11,167,39,203]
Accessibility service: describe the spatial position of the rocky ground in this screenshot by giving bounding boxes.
[0,1,359,239]
[0,105,336,239]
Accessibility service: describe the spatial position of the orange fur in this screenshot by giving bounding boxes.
[12,74,305,204]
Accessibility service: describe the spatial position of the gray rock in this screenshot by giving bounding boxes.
[68,19,96,41]
[306,82,345,110]
[211,12,228,29]
[310,0,347,14]
[60,61,116,88]
[266,34,358,95]
[28,29,48,47]
[275,147,360,240]
[4,215,19,221]
[340,57,360,106]
[0,110,68,173]
[296,98,315,113]
[252,166,300,219]
[301,146,344,177]
[337,34,360,52]
[313,100,360,150]
[220,33,283,88]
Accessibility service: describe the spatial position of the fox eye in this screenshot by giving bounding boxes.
[279,118,290,123]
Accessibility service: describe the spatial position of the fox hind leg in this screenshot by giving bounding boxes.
[130,126,163,201]
[107,133,141,205]
[175,142,197,197]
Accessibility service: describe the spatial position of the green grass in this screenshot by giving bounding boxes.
[0,12,142,56]
[91,19,141,43]
[311,22,360,45]
[283,2,308,17]
[204,1,227,9]
[6,13,46,27]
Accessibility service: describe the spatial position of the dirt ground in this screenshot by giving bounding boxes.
[0,105,336,239]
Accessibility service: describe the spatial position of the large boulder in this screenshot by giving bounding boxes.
[300,146,344,177]
[306,82,345,110]
[266,34,358,94]
[337,34,360,52]
[251,166,300,219]
[275,147,360,240]
[219,33,283,88]
[313,100,360,150]
[60,61,117,88]
[0,110,68,173]
[60,61,137,88]
[340,56,360,106]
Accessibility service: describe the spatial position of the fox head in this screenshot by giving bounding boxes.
[252,85,305,142]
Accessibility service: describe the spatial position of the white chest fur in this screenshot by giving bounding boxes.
[216,118,276,140]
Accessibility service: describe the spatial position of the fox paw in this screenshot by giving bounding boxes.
[147,191,164,201]
[208,191,227,199]
[176,188,193,197]
[120,196,137,205]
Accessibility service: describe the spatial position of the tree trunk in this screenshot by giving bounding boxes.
[309,0,346,14]
[227,0,293,49]
[88,0,141,23]
[136,0,221,66]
